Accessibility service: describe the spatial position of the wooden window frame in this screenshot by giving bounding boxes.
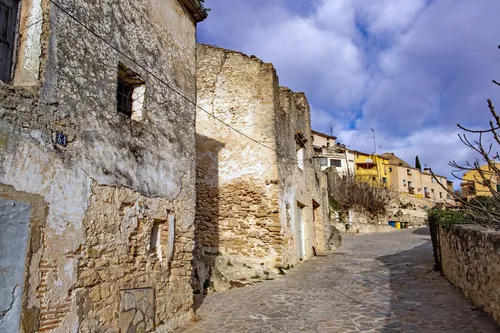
[0,0,20,83]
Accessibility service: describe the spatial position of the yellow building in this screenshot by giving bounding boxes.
[461,163,500,198]
[352,150,390,186]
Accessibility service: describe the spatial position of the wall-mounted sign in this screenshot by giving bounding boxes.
[56,132,68,147]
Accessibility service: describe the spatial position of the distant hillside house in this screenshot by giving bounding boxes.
[461,163,500,199]
[381,153,454,204]
[311,130,355,175]
[352,151,390,186]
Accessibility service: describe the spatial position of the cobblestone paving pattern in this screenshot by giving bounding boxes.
[177,229,499,333]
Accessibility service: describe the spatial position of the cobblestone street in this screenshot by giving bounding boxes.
[178,228,499,333]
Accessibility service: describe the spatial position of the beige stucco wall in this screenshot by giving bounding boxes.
[421,172,450,202]
[389,165,450,203]
[438,225,500,325]
[388,165,422,194]
[312,133,335,148]
[0,0,201,331]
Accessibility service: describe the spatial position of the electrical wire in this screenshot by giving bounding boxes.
[48,0,322,167]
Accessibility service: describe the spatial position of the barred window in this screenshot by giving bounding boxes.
[116,63,146,121]
[0,0,19,83]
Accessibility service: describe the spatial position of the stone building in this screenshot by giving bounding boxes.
[194,45,332,292]
[0,1,206,332]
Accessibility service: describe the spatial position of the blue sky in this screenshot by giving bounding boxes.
[197,0,500,180]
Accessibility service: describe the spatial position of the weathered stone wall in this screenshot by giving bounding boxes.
[0,0,201,331]
[195,45,283,291]
[387,194,432,227]
[195,45,332,295]
[344,209,394,234]
[77,182,195,332]
[276,87,332,263]
[437,225,500,325]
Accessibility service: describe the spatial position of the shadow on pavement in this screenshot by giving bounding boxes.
[411,228,430,236]
[376,228,498,333]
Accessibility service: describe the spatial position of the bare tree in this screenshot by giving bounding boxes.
[430,56,500,228]
[327,170,396,218]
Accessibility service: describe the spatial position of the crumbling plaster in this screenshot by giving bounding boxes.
[195,45,282,291]
[277,87,331,262]
[0,0,200,331]
[195,45,332,293]
[0,199,32,333]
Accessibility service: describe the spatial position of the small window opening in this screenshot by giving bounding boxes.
[0,0,19,83]
[117,63,146,121]
[312,200,320,222]
[296,147,305,170]
[150,219,166,262]
[330,159,341,167]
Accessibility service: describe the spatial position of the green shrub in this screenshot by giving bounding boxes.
[428,209,467,231]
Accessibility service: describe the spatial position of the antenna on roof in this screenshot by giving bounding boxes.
[370,128,376,155]
[329,120,336,137]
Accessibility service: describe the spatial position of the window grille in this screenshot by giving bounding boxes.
[116,63,146,120]
[0,0,19,83]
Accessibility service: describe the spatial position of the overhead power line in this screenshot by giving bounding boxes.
[48,0,320,166]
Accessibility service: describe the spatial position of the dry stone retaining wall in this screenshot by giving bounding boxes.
[437,224,500,325]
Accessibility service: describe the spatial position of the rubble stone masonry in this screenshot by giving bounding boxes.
[0,0,204,331]
[437,225,500,325]
[195,45,332,294]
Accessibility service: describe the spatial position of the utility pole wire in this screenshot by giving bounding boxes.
[49,0,318,166]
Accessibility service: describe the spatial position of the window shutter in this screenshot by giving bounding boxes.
[0,0,19,83]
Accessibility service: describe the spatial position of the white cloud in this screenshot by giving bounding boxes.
[199,0,500,179]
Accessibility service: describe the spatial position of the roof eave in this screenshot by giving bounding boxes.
[311,130,337,140]
[179,0,208,22]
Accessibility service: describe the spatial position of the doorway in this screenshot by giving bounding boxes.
[295,201,306,260]
[0,198,31,332]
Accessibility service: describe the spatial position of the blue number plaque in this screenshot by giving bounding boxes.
[56,132,68,147]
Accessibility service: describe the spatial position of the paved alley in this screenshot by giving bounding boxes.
[178,228,499,333]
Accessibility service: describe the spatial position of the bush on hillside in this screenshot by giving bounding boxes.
[327,172,396,217]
